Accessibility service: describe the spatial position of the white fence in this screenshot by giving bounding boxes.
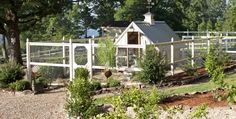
[26,36,236,82]
[26,38,146,81]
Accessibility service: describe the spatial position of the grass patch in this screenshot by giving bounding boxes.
[94,73,236,105]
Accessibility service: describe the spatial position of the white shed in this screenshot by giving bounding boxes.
[115,12,181,68]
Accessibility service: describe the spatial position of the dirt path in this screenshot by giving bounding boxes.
[0,88,66,119]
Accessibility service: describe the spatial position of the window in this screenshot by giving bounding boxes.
[128,32,139,44]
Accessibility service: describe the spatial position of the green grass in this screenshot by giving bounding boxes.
[94,73,236,105]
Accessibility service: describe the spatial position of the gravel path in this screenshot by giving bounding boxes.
[0,88,67,119]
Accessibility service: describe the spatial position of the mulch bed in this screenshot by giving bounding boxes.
[161,92,229,108]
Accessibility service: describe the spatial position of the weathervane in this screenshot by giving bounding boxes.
[147,0,154,12]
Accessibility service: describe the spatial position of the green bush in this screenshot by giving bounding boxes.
[0,61,22,85]
[107,77,121,87]
[9,80,30,91]
[75,68,89,79]
[65,78,98,118]
[139,46,168,84]
[36,77,49,88]
[90,80,102,91]
[181,51,198,77]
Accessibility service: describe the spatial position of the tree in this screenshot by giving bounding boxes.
[114,0,190,30]
[207,19,213,31]
[0,0,71,64]
[215,18,223,31]
[198,19,207,31]
[21,3,83,42]
[223,1,236,31]
[93,0,123,26]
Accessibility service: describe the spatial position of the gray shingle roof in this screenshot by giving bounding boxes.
[134,21,180,43]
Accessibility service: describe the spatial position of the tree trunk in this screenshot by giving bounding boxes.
[7,21,23,65]
[1,35,8,60]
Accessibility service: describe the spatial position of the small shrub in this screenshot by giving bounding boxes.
[75,68,89,79]
[90,80,102,91]
[0,61,22,85]
[65,78,98,118]
[181,51,198,77]
[190,104,208,119]
[9,80,30,91]
[36,77,49,88]
[139,45,168,84]
[107,77,121,87]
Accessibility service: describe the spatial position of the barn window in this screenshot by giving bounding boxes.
[128,32,140,44]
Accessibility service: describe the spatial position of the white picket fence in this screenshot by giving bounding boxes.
[26,35,236,82]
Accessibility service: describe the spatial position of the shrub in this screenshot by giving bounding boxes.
[139,45,168,84]
[36,77,49,88]
[65,78,97,118]
[181,51,198,77]
[0,61,22,85]
[9,80,30,91]
[190,104,208,119]
[205,43,229,78]
[75,68,89,79]
[38,66,64,79]
[107,77,121,87]
[90,80,102,91]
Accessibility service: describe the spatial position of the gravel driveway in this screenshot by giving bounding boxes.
[0,88,67,119]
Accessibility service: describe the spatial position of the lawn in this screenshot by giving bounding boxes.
[94,72,236,105]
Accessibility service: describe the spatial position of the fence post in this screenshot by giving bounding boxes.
[191,36,195,67]
[171,37,174,76]
[62,37,66,66]
[88,39,93,80]
[26,38,32,84]
[69,39,73,81]
[225,39,228,52]
[207,38,210,54]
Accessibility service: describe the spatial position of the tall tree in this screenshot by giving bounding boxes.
[223,1,236,31]
[0,0,71,64]
[114,0,189,30]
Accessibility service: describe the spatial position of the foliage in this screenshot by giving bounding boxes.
[165,105,184,119]
[97,38,116,68]
[90,80,102,91]
[100,87,161,119]
[139,46,168,84]
[107,77,121,87]
[0,61,22,85]
[0,0,71,64]
[75,68,89,79]
[223,2,236,31]
[65,78,98,118]
[205,43,229,79]
[181,51,198,77]
[190,104,208,119]
[35,77,49,88]
[9,80,30,91]
[38,66,64,80]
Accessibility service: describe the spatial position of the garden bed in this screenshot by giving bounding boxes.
[161,91,228,108]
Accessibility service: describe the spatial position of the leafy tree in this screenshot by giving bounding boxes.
[0,0,71,64]
[21,4,83,42]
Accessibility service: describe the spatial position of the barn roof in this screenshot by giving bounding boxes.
[134,21,180,43]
